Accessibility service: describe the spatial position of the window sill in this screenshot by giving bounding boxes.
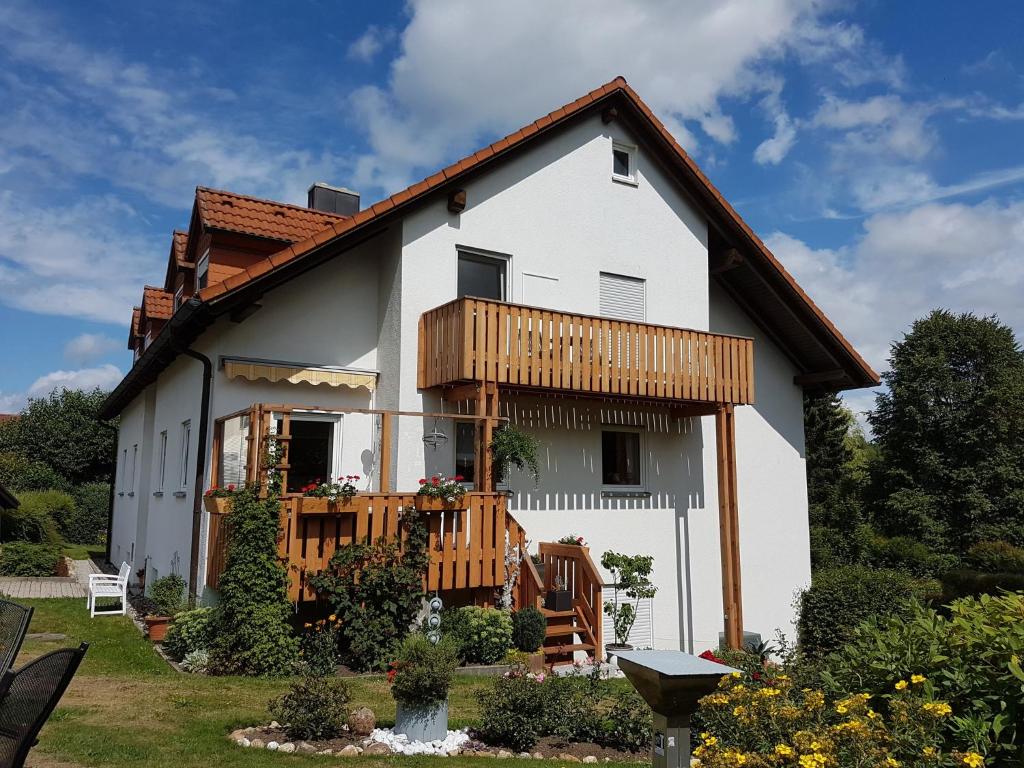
[601,490,651,499]
[152,491,164,497]
[117,492,124,497]
[611,175,638,187]
[173,491,187,499]
[127,492,135,498]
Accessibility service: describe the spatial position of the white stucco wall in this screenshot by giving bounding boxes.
[109,395,146,573]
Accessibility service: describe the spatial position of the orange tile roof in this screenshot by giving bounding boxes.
[194,76,877,387]
[172,230,189,267]
[128,306,142,348]
[142,286,173,321]
[195,187,348,243]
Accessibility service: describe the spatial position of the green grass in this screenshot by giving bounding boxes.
[20,599,637,768]
[60,543,106,561]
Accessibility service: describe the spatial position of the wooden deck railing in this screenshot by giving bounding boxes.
[419,296,755,404]
[206,492,530,603]
[537,542,604,659]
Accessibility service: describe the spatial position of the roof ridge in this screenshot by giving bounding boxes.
[195,186,349,219]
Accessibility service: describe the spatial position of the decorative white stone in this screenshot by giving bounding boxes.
[340,745,361,756]
[266,741,279,751]
[278,743,296,753]
[365,727,471,756]
[497,750,513,759]
[236,737,250,748]
[583,756,599,763]
[269,721,280,729]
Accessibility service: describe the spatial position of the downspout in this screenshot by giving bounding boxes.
[182,347,214,605]
[104,444,117,565]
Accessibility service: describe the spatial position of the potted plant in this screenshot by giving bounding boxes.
[490,424,541,491]
[545,574,573,612]
[415,475,466,510]
[601,550,657,659]
[389,633,458,742]
[557,534,586,547]
[297,475,366,514]
[145,573,185,643]
[530,552,545,585]
[202,484,238,513]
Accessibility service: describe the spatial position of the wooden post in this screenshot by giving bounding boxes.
[379,412,393,492]
[481,382,497,492]
[716,405,744,649]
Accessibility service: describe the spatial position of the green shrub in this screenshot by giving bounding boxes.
[67,482,111,543]
[964,540,1024,574]
[540,673,603,743]
[601,688,652,753]
[298,617,341,676]
[148,573,185,617]
[448,606,513,664]
[474,673,547,751]
[511,606,546,653]
[0,542,61,576]
[822,592,1024,760]
[797,565,930,657]
[939,568,1024,601]
[3,490,68,544]
[866,535,958,577]
[209,487,298,676]
[163,607,215,662]
[269,673,351,741]
[308,508,429,672]
[390,633,459,708]
[0,452,69,493]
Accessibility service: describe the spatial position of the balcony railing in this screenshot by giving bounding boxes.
[419,297,755,404]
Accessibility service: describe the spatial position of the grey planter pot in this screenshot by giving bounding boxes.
[394,699,449,742]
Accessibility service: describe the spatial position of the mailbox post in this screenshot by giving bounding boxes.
[616,651,737,768]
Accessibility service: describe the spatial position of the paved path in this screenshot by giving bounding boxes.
[0,558,99,600]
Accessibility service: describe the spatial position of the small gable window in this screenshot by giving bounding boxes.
[196,250,210,291]
[612,141,636,185]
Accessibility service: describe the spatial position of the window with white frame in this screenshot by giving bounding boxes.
[179,420,191,489]
[612,141,637,184]
[129,444,138,494]
[457,249,508,301]
[219,414,250,488]
[601,428,643,488]
[119,448,127,493]
[157,430,168,492]
[174,283,185,310]
[196,250,210,291]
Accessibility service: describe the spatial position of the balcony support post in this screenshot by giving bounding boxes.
[715,404,744,649]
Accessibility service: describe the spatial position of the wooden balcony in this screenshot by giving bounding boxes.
[419,297,755,405]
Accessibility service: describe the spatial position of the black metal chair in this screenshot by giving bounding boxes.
[0,642,88,768]
[0,601,33,672]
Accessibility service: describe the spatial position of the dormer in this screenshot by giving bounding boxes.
[138,286,173,354]
[127,306,143,362]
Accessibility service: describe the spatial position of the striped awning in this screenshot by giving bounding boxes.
[223,360,377,391]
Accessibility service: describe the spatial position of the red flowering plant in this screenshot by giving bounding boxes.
[204,483,239,498]
[556,534,587,546]
[301,475,360,502]
[415,474,466,504]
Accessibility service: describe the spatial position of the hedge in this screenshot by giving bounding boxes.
[67,482,111,543]
[2,491,67,544]
[0,542,61,576]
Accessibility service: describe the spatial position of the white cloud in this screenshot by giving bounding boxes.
[0,363,124,413]
[767,198,1024,375]
[754,84,797,165]
[347,26,393,63]
[347,0,888,192]
[64,333,121,365]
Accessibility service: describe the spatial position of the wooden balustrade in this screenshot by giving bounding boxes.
[537,542,604,659]
[206,492,530,603]
[419,297,755,405]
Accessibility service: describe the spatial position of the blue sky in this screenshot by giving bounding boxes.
[1,1,1023,421]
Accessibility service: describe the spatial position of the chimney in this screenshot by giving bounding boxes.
[307,182,360,216]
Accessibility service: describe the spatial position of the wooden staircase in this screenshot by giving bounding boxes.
[532,543,604,666]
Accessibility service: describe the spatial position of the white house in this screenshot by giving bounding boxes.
[101,77,877,659]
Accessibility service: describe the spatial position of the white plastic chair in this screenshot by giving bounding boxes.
[87,562,130,618]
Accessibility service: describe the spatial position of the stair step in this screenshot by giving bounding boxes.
[544,625,579,638]
[541,609,576,618]
[543,642,595,656]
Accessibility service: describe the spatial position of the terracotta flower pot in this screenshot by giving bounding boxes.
[145,615,172,643]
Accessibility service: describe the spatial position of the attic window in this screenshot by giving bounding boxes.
[196,250,210,291]
[612,141,636,185]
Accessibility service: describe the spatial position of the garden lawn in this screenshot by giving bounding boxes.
[19,599,639,768]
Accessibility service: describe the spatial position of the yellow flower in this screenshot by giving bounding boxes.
[733,705,746,717]
[328,614,337,621]
[885,758,900,767]
[809,742,822,752]
[895,680,908,691]
[911,674,926,684]
[759,687,782,697]
[704,693,729,706]
[722,749,747,765]
[731,671,742,678]
[923,702,952,717]
[835,704,848,714]
[775,745,795,758]
[702,734,719,747]
[303,622,312,628]
[922,747,938,758]
[694,745,706,758]
[798,753,827,768]
[867,709,881,720]
[961,753,984,768]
